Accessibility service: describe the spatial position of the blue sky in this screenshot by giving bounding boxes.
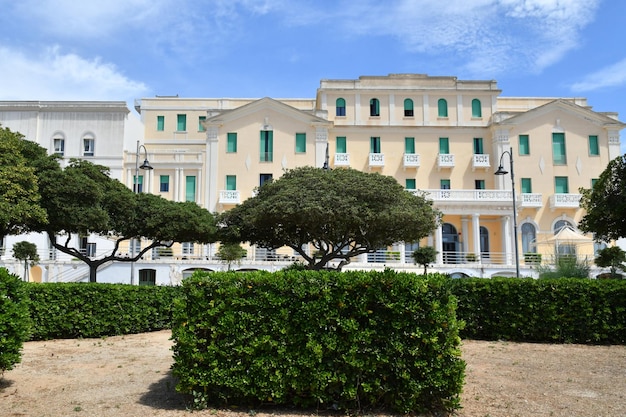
[1,0,624,150]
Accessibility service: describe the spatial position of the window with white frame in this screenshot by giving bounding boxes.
[182,242,194,255]
[83,136,95,157]
[53,137,65,156]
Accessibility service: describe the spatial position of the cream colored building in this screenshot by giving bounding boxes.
[132,74,625,277]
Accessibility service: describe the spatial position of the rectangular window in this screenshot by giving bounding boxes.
[260,173,273,186]
[405,137,415,154]
[588,135,599,156]
[260,130,273,162]
[370,137,381,153]
[295,133,306,153]
[521,178,532,193]
[440,179,451,189]
[138,269,156,286]
[439,137,449,154]
[54,138,64,156]
[185,176,196,202]
[226,175,237,191]
[552,133,566,164]
[227,132,237,153]
[473,138,483,154]
[591,178,598,188]
[475,179,485,189]
[405,179,416,190]
[198,116,206,132]
[156,116,164,131]
[336,136,347,153]
[83,138,94,156]
[133,175,143,193]
[159,175,169,192]
[519,134,530,155]
[182,242,194,255]
[555,176,569,194]
[177,114,187,132]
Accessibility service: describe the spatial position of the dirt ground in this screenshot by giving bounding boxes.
[1,330,625,417]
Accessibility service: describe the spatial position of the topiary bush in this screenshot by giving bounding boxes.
[0,268,31,374]
[172,269,465,414]
[27,283,182,340]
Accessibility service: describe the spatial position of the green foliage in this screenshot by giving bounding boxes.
[26,283,182,340]
[12,241,40,265]
[579,155,626,241]
[411,246,438,274]
[0,268,31,373]
[594,246,626,279]
[536,255,590,279]
[219,167,440,270]
[172,270,464,414]
[0,126,49,236]
[216,242,247,269]
[524,252,542,265]
[450,277,626,344]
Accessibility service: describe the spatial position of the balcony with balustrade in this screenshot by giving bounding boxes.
[472,154,490,171]
[369,153,385,168]
[334,153,350,167]
[403,153,420,168]
[437,153,455,169]
[219,190,240,205]
[549,193,582,210]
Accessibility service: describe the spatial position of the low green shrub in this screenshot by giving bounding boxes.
[450,277,626,344]
[27,283,181,340]
[0,268,31,373]
[172,270,465,414]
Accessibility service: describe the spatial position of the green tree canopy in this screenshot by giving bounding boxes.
[0,126,48,236]
[219,167,440,270]
[579,155,626,241]
[12,241,40,281]
[594,246,625,279]
[37,159,218,282]
[412,246,438,274]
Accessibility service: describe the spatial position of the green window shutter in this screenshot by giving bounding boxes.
[336,136,347,153]
[438,99,448,117]
[227,132,237,153]
[370,137,381,153]
[475,180,485,190]
[439,137,449,154]
[521,178,532,193]
[591,178,598,188]
[519,135,530,155]
[473,138,483,154]
[295,133,306,153]
[260,131,273,162]
[440,179,451,189]
[404,99,414,116]
[405,179,416,190]
[555,176,569,194]
[133,175,144,192]
[552,133,566,164]
[226,175,237,190]
[588,135,599,156]
[370,98,380,116]
[156,116,164,131]
[471,99,482,118]
[405,137,415,154]
[336,98,346,116]
[159,175,169,192]
[185,176,196,202]
[177,114,187,131]
[198,116,206,132]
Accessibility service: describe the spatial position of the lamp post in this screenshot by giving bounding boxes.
[494,146,520,278]
[131,140,153,284]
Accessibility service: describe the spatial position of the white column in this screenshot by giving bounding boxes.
[206,126,219,212]
[435,224,443,264]
[456,93,463,126]
[355,93,361,125]
[389,94,395,125]
[472,214,481,258]
[502,215,513,265]
[423,94,430,125]
[461,217,469,253]
[315,127,329,168]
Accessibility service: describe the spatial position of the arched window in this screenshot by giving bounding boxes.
[82,133,95,157]
[403,98,414,117]
[521,223,537,254]
[370,98,380,117]
[52,132,65,156]
[471,99,482,118]
[336,98,346,117]
[480,226,490,257]
[442,223,459,263]
[437,98,448,117]
[553,219,573,234]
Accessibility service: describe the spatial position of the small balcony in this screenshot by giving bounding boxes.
[472,154,490,171]
[403,153,421,168]
[219,190,240,205]
[437,153,455,169]
[550,193,582,210]
[369,153,385,167]
[520,193,543,208]
[334,153,350,167]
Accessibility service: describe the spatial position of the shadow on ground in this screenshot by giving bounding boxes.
[138,370,188,410]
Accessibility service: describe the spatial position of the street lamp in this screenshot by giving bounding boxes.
[131,140,152,284]
[494,146,520,278]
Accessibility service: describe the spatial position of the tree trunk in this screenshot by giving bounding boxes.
[89,264,98,283]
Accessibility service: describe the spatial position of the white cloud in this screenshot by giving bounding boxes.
[570,58,626,92]
[0,46,148,102]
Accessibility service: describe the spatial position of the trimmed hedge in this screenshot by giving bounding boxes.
[171,270,465,414]
[0,268,31,373]
[27,283,182,340]
[450,277,626,344]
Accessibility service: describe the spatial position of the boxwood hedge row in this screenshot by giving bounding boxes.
[26,282,182,340]
[171,270,465,414]
[0,268,30,373]
[450,277,626,344]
